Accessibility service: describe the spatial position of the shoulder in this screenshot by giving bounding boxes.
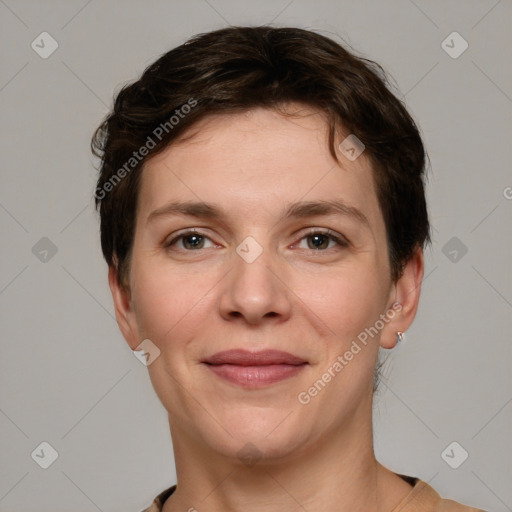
[393,476,486,512]
[140,484,177,512]
[141,479,486,512]
[437,495,486,512]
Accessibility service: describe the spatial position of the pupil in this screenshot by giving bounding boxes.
[185,235,203,249]
[310,234,328,250]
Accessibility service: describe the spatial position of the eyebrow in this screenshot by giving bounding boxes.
[146,199,370,228]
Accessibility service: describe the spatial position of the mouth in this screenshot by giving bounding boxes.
[202,349,308,388]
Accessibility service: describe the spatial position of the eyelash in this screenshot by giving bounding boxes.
[164,228,349,252]
[300,228,350,250]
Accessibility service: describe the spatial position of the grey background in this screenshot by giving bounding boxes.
[1,1,511,511]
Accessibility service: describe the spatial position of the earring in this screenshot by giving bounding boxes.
[396,331,404,344]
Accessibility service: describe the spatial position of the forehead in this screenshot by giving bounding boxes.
[139,105,382,228]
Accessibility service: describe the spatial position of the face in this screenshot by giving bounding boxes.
[111,105,422,463]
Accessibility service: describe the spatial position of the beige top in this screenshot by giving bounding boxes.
[141,475,486,512]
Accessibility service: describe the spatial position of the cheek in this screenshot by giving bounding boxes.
[130,259,214,344]
[129,258,230,427]
[293,264,387,344]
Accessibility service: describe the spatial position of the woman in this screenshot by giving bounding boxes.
[92,26,484,511]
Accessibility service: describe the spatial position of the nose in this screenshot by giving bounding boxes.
[219,239,292,326]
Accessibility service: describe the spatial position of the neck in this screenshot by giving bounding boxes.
[162,403,412,512]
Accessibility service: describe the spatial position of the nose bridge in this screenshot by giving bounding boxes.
[220,234,291,323]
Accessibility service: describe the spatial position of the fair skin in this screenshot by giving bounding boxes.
[110,105,424,511]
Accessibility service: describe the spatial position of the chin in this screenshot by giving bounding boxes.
[199,408,310,464]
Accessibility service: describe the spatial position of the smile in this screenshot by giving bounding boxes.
[202,349,308,388]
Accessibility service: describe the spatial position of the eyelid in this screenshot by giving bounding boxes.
[294,227,350,249]
[163,227,350,251]
[163,228,216,248]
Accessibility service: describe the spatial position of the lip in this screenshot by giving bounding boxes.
[203,349,306,366]
[202,349,308,388]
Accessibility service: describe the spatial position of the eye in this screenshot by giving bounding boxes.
[165,230,215,250]
[296,229,349,251]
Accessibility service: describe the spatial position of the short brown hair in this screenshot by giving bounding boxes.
[92,26,430,288]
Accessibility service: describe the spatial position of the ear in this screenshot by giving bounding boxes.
[380,247,424,349]
[108,265,141,351]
